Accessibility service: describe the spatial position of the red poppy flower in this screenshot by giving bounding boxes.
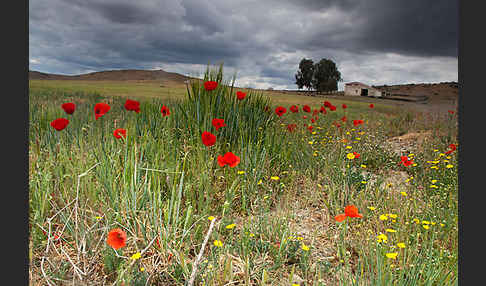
[204,81,218,91]
[445,143,457,155]
[319,106,327,114]
[369,103,374,108]
[403,159,413,167]
[311,118,315,123]
[333,121,341,128]
[342,104,347,109]
[335,205,363,222]
[275,106,287,117]
[313,109,319,116]
[124,99,140,113]
[400,156,413,167]
[307,125,313,132]
[341,116,347,122]
[448,110,455,114]
[201,131,216,147]
[236,91,246,100]
[290,105,299,113]
[303,115,307,119]
[107,228,127,250]
[113,128,127,139]
[161,105,170,117]
[50,118,69,131]
[353,119,364,126]
[353,152,360,158]
[329,105,336,111]
[303,105,311,113]
[94,103,111,120]
[212,118,226,131]
[287,123,297,132]
[61,102,76,114]
[334,214,347,222]
[217,152,240,168]
[344,205,363,218]
[323,101,332,107]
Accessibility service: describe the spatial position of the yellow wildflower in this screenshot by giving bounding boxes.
[213,240,223,247]
[386,252,398,259]
[208,216,215,221]
[377,233,388,243]
[397,243,406,248]
[225,223,236,229]
[379,214,388,221]
[367,206,376,211]
[400,191,407,196]
[131,252,142,260]
[346,153,355,159]
[446,164,453,168]
[388,214,398,219]
[237,170,245,175]
[301,243,310,251]
[422,225,430,230]
[385,229,397,233]
[270,176,280,181]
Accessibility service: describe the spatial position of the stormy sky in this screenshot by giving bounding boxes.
[29,0,458,90]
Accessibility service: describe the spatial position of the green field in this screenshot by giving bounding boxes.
[29,67,457,285]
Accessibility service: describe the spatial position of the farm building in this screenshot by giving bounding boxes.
[344,82,383,97]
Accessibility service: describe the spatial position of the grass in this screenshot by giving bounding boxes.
[29,65,457,285]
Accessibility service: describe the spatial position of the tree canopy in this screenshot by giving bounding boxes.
[295,58,314,91]
[295,57,342,93]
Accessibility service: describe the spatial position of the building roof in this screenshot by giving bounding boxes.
[345,81,368,86]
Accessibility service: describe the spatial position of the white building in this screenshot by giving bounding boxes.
[344,82,383,97]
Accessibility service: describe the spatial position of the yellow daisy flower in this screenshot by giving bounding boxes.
[379,214,388,221]
[386,252,398,259]
[301,243,310,251]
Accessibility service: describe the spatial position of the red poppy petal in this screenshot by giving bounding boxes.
[335,214,346,222]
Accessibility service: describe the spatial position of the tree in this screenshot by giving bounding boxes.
[312,58,342,93]
[295,58,314,90]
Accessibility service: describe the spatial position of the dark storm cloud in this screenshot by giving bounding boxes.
[29,0,457,88]
[280,0,458,57]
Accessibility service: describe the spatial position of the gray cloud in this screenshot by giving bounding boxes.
[29,0,458,89]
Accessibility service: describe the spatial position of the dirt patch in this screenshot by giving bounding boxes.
[386,131,434,155]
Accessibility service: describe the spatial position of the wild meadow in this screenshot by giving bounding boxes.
[29,65,458,285]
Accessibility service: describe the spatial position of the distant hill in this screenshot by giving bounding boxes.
[373,82,458,104]
[29,69,195,84]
